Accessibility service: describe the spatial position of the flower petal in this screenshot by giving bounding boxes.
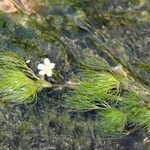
[37,64,45,70]
[46,71,52,77]
[49,63,55,69]
[44,58,50,65]
[26,60,30,63]
[39,70,46,76]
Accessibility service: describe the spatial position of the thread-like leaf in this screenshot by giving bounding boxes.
[95,108,127,138]
[127,107,150,130]
[65,70,121,111]
[0,51,51,103]
[0,68,39,103]
[0,51,39,79]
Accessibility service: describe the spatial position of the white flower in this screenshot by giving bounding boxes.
[37,58,55,77]
[26,60,30,63]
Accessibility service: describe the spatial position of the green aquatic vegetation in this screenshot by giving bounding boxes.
[80,53,110,70]
[0,51,52,103]
[78,51,113,72]
[0,68,39,103]
[64,67,150,135]
[65,70,121,111]
[121,91,144,106]
[0,1,149,146]
[71,0,150,88]
[126,107,150,131]
[0,15,46,59]
[117,91,150,131]
[95,108,127,138]
[0,51,38,79]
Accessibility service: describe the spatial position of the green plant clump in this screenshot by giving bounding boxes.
[0,0,149,146]
[0,68,39,103]
[0,51,51,103]
[127,107,150,130]
[65,70,121,111]
[0,51,38,79]
[95,108,127,138]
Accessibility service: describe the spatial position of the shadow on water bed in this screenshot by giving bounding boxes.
[0,0,150,149]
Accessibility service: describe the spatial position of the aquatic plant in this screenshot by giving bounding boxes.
[0,51,38,79]
[0,1,149,148]
[0,51,52,103]
[95,108,127,138]
[127,107,150,131]
[0,68,38,103]
[64,70,121,111]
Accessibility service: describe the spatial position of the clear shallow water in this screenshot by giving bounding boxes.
[0,0,150,149]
